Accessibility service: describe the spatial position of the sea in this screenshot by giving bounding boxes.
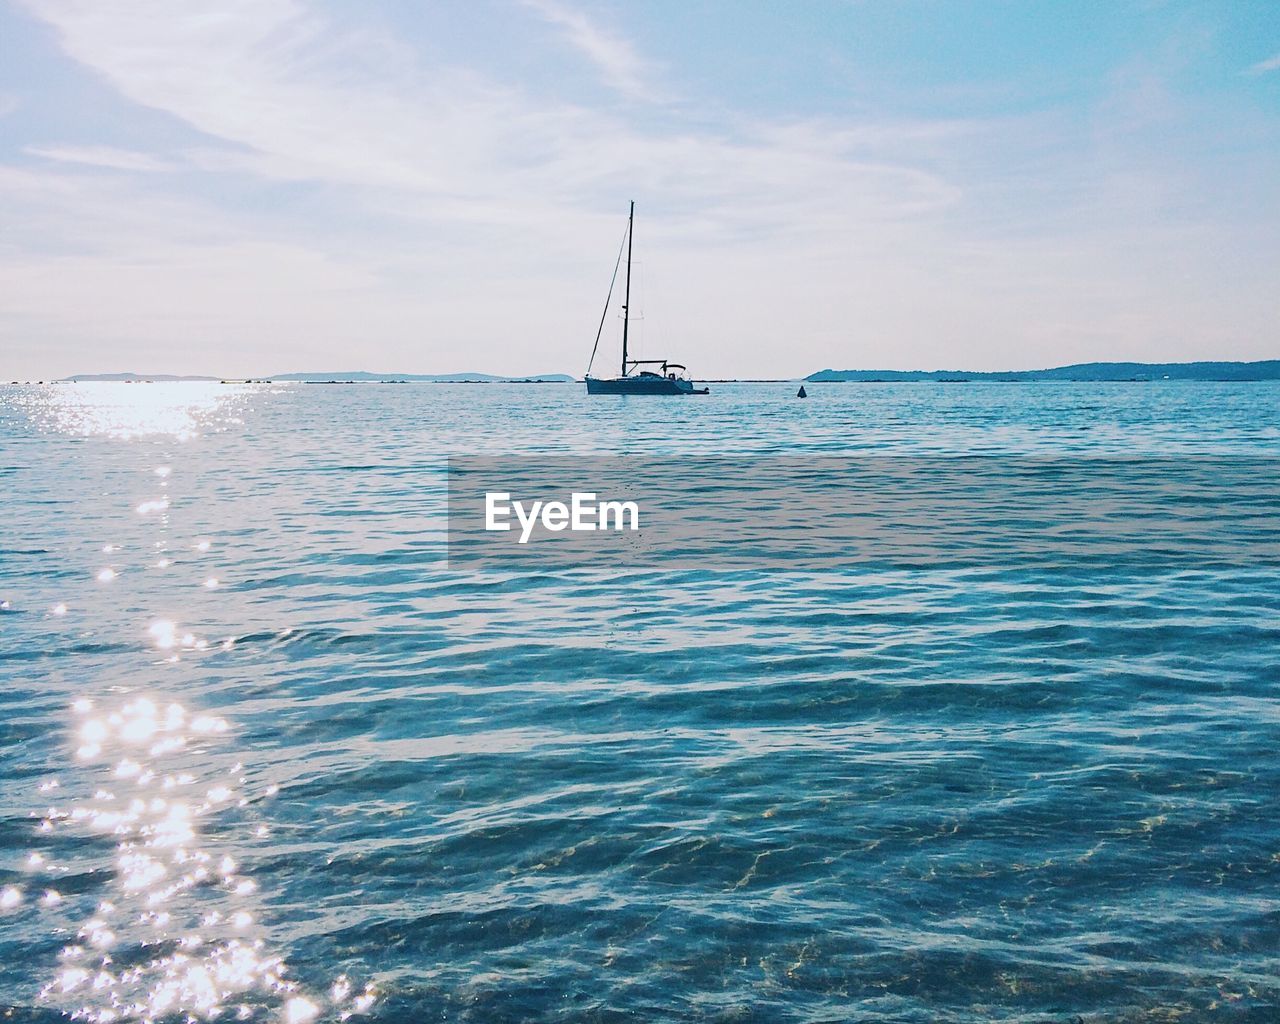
[1,380,1278,1023]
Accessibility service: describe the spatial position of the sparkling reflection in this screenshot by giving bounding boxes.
[15,386,375,1021]
[36,696,375,1022]
[4,382,261,441]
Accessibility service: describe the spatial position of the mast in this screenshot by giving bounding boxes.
[621,200,634,377]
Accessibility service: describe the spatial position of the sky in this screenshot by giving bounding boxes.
[1,0,1278,380]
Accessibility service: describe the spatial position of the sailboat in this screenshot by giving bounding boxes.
[585,202,710,395]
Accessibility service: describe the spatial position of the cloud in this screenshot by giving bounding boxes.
[25,144,175,172]
[3,2,1277,379]
[1244,52,1280,76]
[518,0,653,100]
[18,0,450,191]
[13,0,956,236]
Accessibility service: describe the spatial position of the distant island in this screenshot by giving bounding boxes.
[807,360,1280,382]
[62,372,222,382]
[42,360,1280,386]
[61,371,575,383]
[267,370,574,383]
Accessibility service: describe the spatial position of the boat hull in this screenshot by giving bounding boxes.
[586,376,709,395]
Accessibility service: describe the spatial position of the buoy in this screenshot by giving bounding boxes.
[797,386,808,398]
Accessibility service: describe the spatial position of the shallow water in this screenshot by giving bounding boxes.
[2,381,1279,1022]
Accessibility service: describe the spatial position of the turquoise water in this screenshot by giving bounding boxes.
[2,381,1279,1022]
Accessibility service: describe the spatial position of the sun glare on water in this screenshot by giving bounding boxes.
[30,698,376,1023]
[2,392,379,1022]
[7,381,261,441]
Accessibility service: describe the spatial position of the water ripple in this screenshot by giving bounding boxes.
[2,382,1279,1022]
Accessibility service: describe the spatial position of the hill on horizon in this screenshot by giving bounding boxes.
[62,372,221,382]
[807,360,1280,382]
[267,370,574,382]
[59,370,575,383]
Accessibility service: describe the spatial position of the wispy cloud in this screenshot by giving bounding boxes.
[3,1,1277,379]
[1244,52,1280,76]
[25,144,175,172]
[12,0,953,233]
[518,0,653,100]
